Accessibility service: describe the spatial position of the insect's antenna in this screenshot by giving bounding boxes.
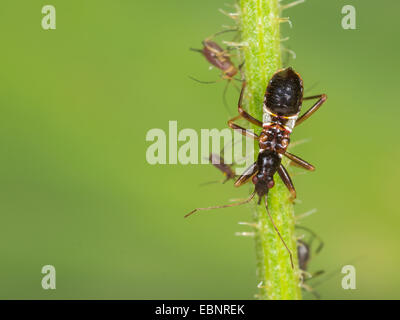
[189,47,203,54]
[265,195,294,269]
[185,192,255,218]
[198,180,221,187]
[296,225,324,254]
[188,76,218,84]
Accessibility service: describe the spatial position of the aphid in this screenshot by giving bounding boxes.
[296,226,324,274]
[200,140,241,186]
[190,31,243,112]
[186,67,327,268]
[208,152,236,183]
[199,153,236,187]
[296,226,325,299]
[190,39,239,81]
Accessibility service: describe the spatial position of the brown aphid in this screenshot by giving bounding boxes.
[190,36,242,113]
[208,153,236,184]
[195,40,238,80]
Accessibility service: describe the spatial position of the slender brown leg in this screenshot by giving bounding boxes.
[238,107,263,127]
[221,80,233,115]
[301,283,321,300]
[237,82,263,127]
[278,164,297,199]
[284,152,315,171]
[188,76,223,85]
[229,78,241,92]
[295,94,327,127]
[184,192,255,218]
[234,162,258,187]
[307,270,325,279]
[207,28,238,41]
[228,115,259,140]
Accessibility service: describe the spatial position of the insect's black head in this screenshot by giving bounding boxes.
[264,67,304,117]
[297,239,310,271]
[252,150,281,202]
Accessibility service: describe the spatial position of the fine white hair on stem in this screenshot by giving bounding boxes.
[280,0,305,11]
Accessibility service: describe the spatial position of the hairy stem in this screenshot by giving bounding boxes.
[239,0,302,300]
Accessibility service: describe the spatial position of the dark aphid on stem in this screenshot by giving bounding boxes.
[185,67,327,269]
[297,240,312,271]
[296,225,325,299]
[297,226,324,271]
[258,225,324,295]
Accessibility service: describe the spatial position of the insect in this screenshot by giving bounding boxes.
[296,226,324,274]
[205,137,311,186]
[208,152,236,184]
[190,32,243,112]
[186,67,327,268]
[296,226,325,298]
[198,153,236,187]
[190,39,239,81]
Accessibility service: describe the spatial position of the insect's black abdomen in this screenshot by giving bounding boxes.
[264,67,303,116]
[253,150,281,199]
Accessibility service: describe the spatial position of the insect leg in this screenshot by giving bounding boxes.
[222,80,233,115]
[307,270,325,279]
[278,164,297,199]
[189,47,202,53]
[188,76,222,85]
[237,82,263,127]
[301,283,321,300]
[296,225,324,254]
[278,164,296,200]
[234,162,258,187]
[284,152,315,171]
[228,115,259,140]
[295,94,327,127]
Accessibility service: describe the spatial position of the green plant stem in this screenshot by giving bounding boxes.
[239,0,302,300]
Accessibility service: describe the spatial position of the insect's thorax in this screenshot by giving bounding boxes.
[259,108,299,154]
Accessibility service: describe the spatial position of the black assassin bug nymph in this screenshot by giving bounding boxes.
[185,67,327,268]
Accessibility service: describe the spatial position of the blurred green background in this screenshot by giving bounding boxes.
[0,0,398,299]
